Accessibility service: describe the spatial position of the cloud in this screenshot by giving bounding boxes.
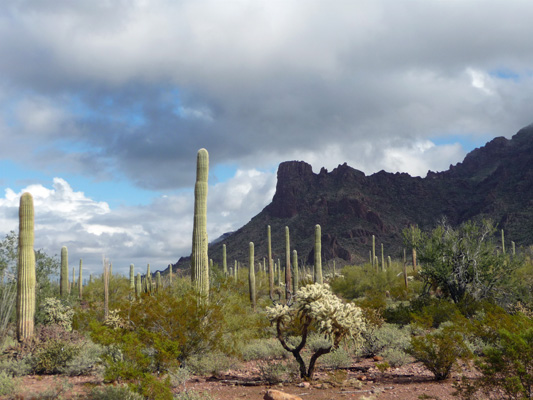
[1,0,533,192]
[0,170,276,276]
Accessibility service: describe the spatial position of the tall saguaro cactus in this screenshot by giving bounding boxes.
[249,242,256,310]
[135,273,141,298]
[285,226,291,300]
[17,192,35,342]
[372,235,376,270]
[79,259,83,300]
[191,148,209,298]
[222,244,227,276]
[60,246,68,297]
[292,249,298,294]
[129,264,135,291]
[314,224,323,284]
[267,225,274,299]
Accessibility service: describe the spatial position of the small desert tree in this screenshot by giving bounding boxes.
[267,283,365,379]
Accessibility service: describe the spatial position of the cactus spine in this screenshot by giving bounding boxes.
[314,224,323,284]
[79,259,83,300]
[16,192,35,342]
[285,226,291,299]
[222,244,227,276]
[267,225,274,299]
[191,148,209,298]
[60,246,68,297]
[292,249,298,294]
[249,242,256,310]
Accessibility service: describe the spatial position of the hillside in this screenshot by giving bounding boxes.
[174,124,533,272]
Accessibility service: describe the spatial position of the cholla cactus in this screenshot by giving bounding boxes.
[267,283,365,379]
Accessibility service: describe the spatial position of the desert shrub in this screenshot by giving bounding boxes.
[320,347,353,369]
[455,313,533,400]
[411,298,464,329]
[169,366,191,387]
[257,360,299,384]
[380,347,411,367]
[29,377,73,400]
[59,339,104,376]
[185,351,238,376]
[0,356,32,376]
[361,323,410,358]
[307,333,333,353]
[407,324,471,380]
[33,339,81,374]
[174,390,217,400]
[0,370,19,396]
[240,338,289,361]
[41,297,75,331]
[87,384,144,400]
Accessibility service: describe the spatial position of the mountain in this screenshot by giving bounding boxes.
[175,124,533,272]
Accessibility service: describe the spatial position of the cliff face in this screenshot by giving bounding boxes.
[198,125,533,270]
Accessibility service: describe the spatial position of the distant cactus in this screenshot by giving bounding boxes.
[512,240,516,256]
[222,244,227,275]
[146,264,152,293]
[249,242,256,310]
[387,255,391,270]
[16,192,35,342]
[169,264,173,285]
[191,148,209,298]
[135,273,141,298]
[292,249,298,294]
[372,235,376,269]
[314,225,323,284]
[60,246,68,297]
[501,229,506,254]
[79,259,83,300]
[234,260,238,283]
[267,225,274,299]
[156,271,161,292]
[72,267,76,290]
[129,264,135,291]
[381,243,384,271]
[285,226,291,299]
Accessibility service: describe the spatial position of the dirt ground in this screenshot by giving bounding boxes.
[4,358,473,400]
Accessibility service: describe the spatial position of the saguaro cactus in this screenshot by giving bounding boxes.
[79,259,83,300]
[285,226,291,299]
[60,246,68,297]
[129,264,135,291]
[501,229,506,255]
[292,249,299,294]
[146,264,152,293]
[191,148,209,298]
[267,225,274,299]
[249,242,256,310]
[17,192,35,342]
[156,271,161,292]
[314,224,323,284]
[222,244,227,275]
[372,235,376,270]
[72,267,76,290]
[135,273,142,298]
[381,243,385,271]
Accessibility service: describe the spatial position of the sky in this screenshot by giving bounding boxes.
[1,0,533,277]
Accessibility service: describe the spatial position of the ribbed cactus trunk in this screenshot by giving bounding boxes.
[267,225,274,299]
[222,244,227,276]
[372,235,376,270]
[292,249,298,294]
[156,272,161,293]
[129,264,135,291]
[17,192,35,342]
[234,260,238,283]
[249,242,256,310]
[79,259,83,300]
[191,148,209,298]
[135,273,141,299]
[501,229,506,255]
[60,246,68,297]
[146,264,151,294]
[285,226,291,300]
[72,267,76,291]
[314,224,323,284]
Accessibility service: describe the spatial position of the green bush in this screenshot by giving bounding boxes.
[361,323,410,358]
[320,347,353,369]
[59,339,104,376]
[173,390,217,400]
[257,360,298,384]
[185,351,238,376]
[0,370,19,396]
[408,324,471,380]
[240,338,289,361]
[168,367,190,387]
[33,339,81,374]
[88,384,144,400]
[0,356,32,376]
